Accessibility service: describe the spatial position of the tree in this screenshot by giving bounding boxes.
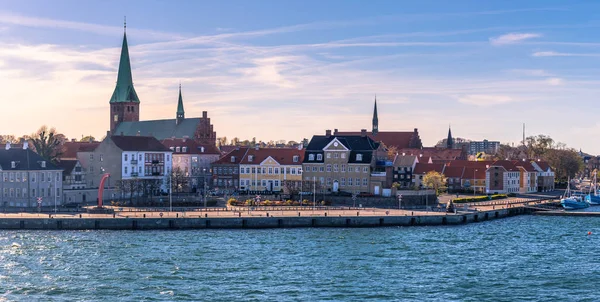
[422,171,447,196]
[29,126,65,163]
[216,137,227,147]
[545,148,583,182]
[0,135,19,144]
[80,136,96,142]
[386,145,398,160]
[230,137,240,146]
[525,134,554,159]
[169,167,188,194]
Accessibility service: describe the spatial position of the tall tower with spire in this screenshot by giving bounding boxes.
[372,96,379,135]
[109,18,140,133]
[176,84,185,125]
[447,125,454,149]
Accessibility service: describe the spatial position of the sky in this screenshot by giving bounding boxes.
[1,0,600,152]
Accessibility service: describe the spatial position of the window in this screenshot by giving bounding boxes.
[293,155,299,162]
[341,153,346,159]
[100,155,103,162]
[90,153,94,160]
[274,180,280,187]
[327,178,332,185]
[262,168,266,174]
[31,189,35,197]
[56,188,60,197]
[262,180,266,187]
[41,188,45,197]
[319,177,325,185]
[317,154,323,161]
[348,178,353,186]
[182,147,187,153]
[274,168,279,174]
[23,172,28,182]
[251,167,256,173]
[176,147,181,153]
[15,173,20,182]
[139,154,142,160]
[2,173,6,182]
[56,172,59,181]
[124,167,128,174]
[16,189,20,198]
[312,166,317,172]
[268,167,273,174]
[231,156,236,163]
[341,177,346,186]
[356,154,362,161]
[9,172,14,182]
[333,164,339,172]
[249,155,254,162]
[326,165,331,172]
[363,178,368,186]
[246,168,250,174]
[309,154,315,161]
[341,165,346,172]
[291,168,296,175]
[327,153,331,159]
[9,188,14,197]
[348,166,353,173]
[47,174,51,182]
[166,155,170,162]
[364,167,369,173]
[124,154,128,161]
[319,166,324,172]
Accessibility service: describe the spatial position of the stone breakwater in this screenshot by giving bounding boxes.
[0,207,528,230]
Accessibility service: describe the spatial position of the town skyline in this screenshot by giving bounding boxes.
[1,1,599,152]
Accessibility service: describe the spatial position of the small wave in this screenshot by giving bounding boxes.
[11,243,21,248]
[160,290,174,296]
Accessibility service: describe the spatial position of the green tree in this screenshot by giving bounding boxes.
[29,126,65,163]
[80,136,96,142]
[545,148,583,182]
[525,134,554,159]
[422,171,447,196]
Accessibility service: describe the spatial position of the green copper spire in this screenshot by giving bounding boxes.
[110,21,140,104]
[372,95,379,135]
[176,83,185,124]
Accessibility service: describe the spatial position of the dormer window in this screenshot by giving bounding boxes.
[309,154,315,161]
[249,155,254,162]
[293,155,299,163]
[170,147,175,151]
[41,161,46,168]
[317,154,323,161]
[182,147,188,153]
[231,156,236,163]
[356,154,362,161]
[176,147,181,153]
[11,161,15,168]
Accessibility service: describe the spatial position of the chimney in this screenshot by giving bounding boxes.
[360,129,367,137]
[71,138,76,142]
[201,147,205,153]
[23,142,28,150]
[414,128,418,133]
[255,146,259,151]
[297,144,303,150]
[334,129,338,135]
[5,142,10,150]
[325,129,332,137]
[202,111,208,118]
[402,152,406,156]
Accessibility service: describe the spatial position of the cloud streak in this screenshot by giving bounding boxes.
[490,33,541,45]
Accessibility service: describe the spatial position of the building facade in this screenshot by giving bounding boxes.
[238,147,304,193]
[532,161,555,192]
[392,155,417,189]
[0,143,63,208]
[486,161,521,194]
[302,130,386,195]
[469,140,500,155]
[161,138,220,193]
[211,147,249,194]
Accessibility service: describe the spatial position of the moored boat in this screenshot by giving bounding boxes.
[561,177,590,210]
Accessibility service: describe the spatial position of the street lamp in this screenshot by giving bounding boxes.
[169,169,172,212]
[398,194,402,210]
[313,176,316,211]
[203,168,207,208]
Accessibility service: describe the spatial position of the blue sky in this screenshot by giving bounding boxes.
[1,1,600,152]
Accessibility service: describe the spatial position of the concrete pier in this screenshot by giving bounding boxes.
[0,207,525,230]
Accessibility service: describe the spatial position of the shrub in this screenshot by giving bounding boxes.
[227,198,237,206]
[453,194,508,203]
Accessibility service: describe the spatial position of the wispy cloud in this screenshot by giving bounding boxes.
[490,33,541,45]
[532,51,600,57]
[457,94,519,106]
[545,77,564,86]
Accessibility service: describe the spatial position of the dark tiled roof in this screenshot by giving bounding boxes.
[513,160,537,172]
[219,145,238,154]
[114,118,202,141]
[110,136,171,152]
[56,159,78,175]
[399,147,465,161]
[213,147,249,165]
[241,148,304,165]
[0,148,61,171]
[393,155,417,167]
[304,135,379,164]
[533,161,552,171]
[161,138,220,155]
[489,160,519,172]
[335,130,421,149]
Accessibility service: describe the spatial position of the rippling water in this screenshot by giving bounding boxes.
[1,216,600,301]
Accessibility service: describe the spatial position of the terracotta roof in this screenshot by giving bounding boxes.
[335,130,421,149]
[61,141,100,159]
[213,147,249,165]
[56,159,78,175]
[533,160,552,171]
[417,156,432,164]
[241,148,304,165]
[413,163,445,174]
[489,160,519,172]
[513,160,537,172]
[444,160,492,168]
[443,166,464,178]
[110,136,171,152]
[161,138,220,155]
[463,167,486,179]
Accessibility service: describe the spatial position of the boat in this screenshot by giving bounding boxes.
[561,178,590,210]
[585,174,600,205]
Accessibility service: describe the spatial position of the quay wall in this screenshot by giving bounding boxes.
[0,208,528,230]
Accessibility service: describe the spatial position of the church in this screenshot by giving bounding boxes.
[109,24,217,146]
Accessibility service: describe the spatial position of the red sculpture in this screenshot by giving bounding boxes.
[98,173,110,208]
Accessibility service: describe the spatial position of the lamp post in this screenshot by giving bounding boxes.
[474,169,478,196]
[203,168,207,208]
[169,169,172,212]
[398,194,402,210]
[313,176,316,211]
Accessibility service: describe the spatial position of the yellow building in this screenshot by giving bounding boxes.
[238,147,304,192]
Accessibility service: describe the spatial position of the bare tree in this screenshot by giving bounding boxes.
[29,126,65,163]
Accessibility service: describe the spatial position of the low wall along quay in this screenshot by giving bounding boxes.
[0,207,529,230]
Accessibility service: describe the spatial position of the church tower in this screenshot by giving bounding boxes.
[447,125,454,149]
[109,20,140,134]
[176,84,185,125]
[372,96,379,135]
